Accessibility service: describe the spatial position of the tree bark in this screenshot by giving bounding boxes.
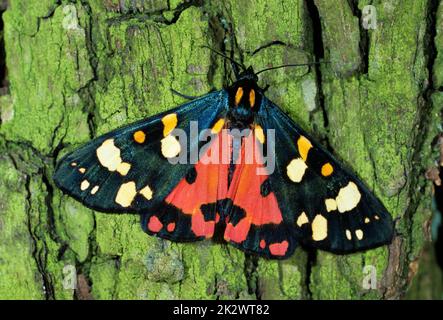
[0,0,440,299]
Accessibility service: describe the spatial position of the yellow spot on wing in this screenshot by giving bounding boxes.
[80,180,90,191]
[115,181,137,207]
[161,135,181,158]
[249,89,256,107]
[211,118,225,134]
[162,113,178,137]
[335,182,361,213]
[364,217,370,223]
[139,185,153,200]
[133,130,146,143]
[79,167,86,174]
[254,124,265,144]
[297,136,312,161]
[325,198,337,212]
[287,158,308,183]
[355,229,364,240]
[321,163,333,176]
[296,212,309,227]
[117,162,131,176]
[312,214,328,241]
[235,87,243,105]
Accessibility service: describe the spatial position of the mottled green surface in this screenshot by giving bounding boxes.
[0,0,441,299]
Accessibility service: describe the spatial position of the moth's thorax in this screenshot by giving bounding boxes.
[227,73,262,128]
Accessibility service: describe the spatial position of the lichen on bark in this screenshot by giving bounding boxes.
[0,0,441,299]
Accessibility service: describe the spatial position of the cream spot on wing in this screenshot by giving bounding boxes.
[297,136,312,161]
[162,113,178,137]
[335,182,361,213]
[374,215,380,220]
[115,181,137,208]
[287,158,308,183]
[139,185,153,200]
[325,198,337,212]
[296,211,309,227]
[79,167,86,174]
[116,162,131,176]
[312,214,328,241]
[161,135,181,158]
[71,162,77,167]
[254,124,265,144]
[90,185,99,195]
[97,139,122,171]
[211,118,225,134]
[346,229,352,240]
[80,180,90,191]
[355,229,364,240]
[364,217,370,224]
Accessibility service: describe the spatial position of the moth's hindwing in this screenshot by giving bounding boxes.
[252,98,394,254]
[141,130,230,241]
[222,131,298,259]
[53,91,228,217]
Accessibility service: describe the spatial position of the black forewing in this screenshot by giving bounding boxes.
[53,90,229,213]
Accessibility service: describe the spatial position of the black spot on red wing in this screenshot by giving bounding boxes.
[227,205,247,226]
[185,167,197,184]
[260,179,271,197]
[201,203,217,222]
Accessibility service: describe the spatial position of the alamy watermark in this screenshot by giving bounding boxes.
[362,5,377,30]
[62,264,77,290]
[166,121,276,175]
[362,265,377,290]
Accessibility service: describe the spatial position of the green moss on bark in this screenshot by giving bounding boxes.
[0,0,440,299]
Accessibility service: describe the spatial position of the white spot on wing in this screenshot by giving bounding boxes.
[296,212,309,227]
[91,185,99,195]
[161,135,181,158]
[115,181,137,207]
[312,214,328,241]
[346,229,352,240]
[139,185,153,200]
[286,158,308,183]
[325,198,337,212]
[335,182,361,213]
[80,180,90,191]
[117,162,131,176]
[355,229,364,240]
[96,139,131,176]
[96,139,121,171]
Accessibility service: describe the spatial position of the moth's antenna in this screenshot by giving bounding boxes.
[201,45,245,71]
[255,62,325,75]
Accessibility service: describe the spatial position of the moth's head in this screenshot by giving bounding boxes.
[227,67,263,126]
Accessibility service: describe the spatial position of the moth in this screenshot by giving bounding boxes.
[53,64,394,259]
